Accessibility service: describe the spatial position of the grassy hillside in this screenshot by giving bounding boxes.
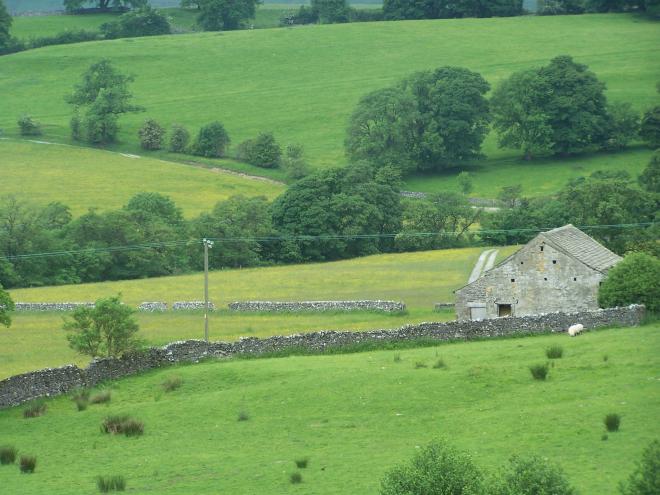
[1,14,657,197]
[0,139,283,217]
[0,324,658,494]
[2,247,517,376]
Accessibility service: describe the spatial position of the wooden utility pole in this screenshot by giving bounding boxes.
[203,238,214,343]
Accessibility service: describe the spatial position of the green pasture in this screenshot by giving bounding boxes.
[2,246,517,376]
[0,324,658,494]
[0,139,283,217]
[1,14,658,198]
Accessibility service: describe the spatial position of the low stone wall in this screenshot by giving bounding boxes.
[138,302,168,312]
[434,303,455,310]
[13,302,95,312]
[172,301,215,311]
[228,300,406,313]
[0,305,645,408]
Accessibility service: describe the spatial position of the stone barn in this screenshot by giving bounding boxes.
[454,224,621,321]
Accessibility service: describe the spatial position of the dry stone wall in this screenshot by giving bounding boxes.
[172,301,215,311]
[13,302,95,312]
[228,301,406,312]
[0,305,645,408]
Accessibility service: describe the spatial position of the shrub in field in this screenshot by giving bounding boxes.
[432,358,447,369]
[101,415,144,437]
[282,143,310,181]
[619,439,660,495]
[138,119,165,150]
[238,132,282,168]
[17,115,42,136]
[238,410,250,422]
[380,439,483,495]
[546,345,563,359]
[169,124,190,153]
[491,455,577,495]
[529,363,549,380]
[90,390,112,404]
[192,121,230,158]
[290,472,303,484]
[75,397,89,411]
[101,6,170,39]
[414,361,428,369]
[19,455,36,473]
[23,401,47,418]
[162,375,183,392]
[295,458,309,468]
[0,445,17,464]
[605,413,621,432]
[97,475,126,492]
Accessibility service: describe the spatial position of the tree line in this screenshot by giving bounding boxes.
[1,151,656,289]
[347,56,659,175]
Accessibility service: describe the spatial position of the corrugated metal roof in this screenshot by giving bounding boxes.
[541,224,622,273]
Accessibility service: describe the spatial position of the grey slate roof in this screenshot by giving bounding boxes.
[540,224,622,273]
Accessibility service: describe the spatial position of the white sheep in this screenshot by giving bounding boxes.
[568,323,584,337]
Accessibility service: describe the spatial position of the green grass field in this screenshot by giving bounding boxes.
[1,14,658,198]
[2,246,517,376]
[0,139,283,217]
[0,324,658,494]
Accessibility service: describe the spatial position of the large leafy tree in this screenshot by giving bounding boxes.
[347,66,490,174]
[383,0,522,20]
[491,56,614,158]
[0,0,11,49]
[271,163,402,261]
[66,59,141,144]
[640,105,660,148]
[196,0,260,30]
[63,295,142,357]
[64,0,147,12]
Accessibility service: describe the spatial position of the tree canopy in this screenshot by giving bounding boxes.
[598,252,660,312]
[346,66,490,174]
[64,0,147,12]
[196,0,260,30]
[491,55,621,158]
[383,0,522,20]
[0,283,13,328]
[0,0,11,49]
[67,59,141,144]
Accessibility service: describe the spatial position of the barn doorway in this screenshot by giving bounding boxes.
[498,304,512,317]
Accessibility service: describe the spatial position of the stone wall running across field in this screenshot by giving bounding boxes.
[13,302,95,312]
[0,305,645,408]
[228,301,406,312]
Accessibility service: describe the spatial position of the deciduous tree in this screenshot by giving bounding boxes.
[196,0,259,30]
[64,0,147,12]
[598,252,660,312]
[0,284,13,328]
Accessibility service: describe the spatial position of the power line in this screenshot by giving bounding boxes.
[0,222,655,262]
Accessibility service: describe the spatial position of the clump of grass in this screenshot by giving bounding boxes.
[603,355,609,362]
[97,475,126,492]
[162,375,183,392]
[295,458,308,469]
[0,445,17,464]
[71,389,89,401]
[90,390,112,404]
[290,472,303,484]
[393,353,401,362]
[19,455,36,473]
[602,433,609,441]
[101,416,144,437]
[529,363,549,381]
[414,361,428,369]
[545,345,564,359]
[238,410,250,422]
[432,358,447,369]
[23,401,47,418]
[75,397,88,411]
[604,413,621,432]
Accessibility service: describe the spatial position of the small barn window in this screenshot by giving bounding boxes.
[520,261,524,265]
[552,260,557,264]
[511,278,515,283]
[544,277,548,281]
[540,246,544,252]
[573,277,577,281]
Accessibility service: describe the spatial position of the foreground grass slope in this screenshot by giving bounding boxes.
[1,325,658,494]
[1,15,657,195]
[3,247,516,376]
[0,139,283,216]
